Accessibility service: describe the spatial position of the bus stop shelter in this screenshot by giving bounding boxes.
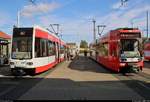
[0,31,11,65]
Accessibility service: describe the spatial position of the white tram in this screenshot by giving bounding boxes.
[10,26,66,75]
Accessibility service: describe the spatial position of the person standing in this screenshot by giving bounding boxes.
[84,50,88,57]
[75,50,79,59]
[67,50,71,61]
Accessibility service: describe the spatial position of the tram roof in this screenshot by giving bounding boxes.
[96,27,142,43]
[34,25,66,44]
[13,25,66,45]
[0,31,11,39]
[113,28,141,33]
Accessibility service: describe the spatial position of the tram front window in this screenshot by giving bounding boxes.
[11,28,33,59]
[120,39,140,58]
[12,37,32,59]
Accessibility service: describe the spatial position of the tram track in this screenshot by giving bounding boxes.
[112,72,150,99]
[137,72,150,80]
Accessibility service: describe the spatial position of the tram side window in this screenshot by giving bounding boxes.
[60,45,65,54]
[35,38,48,57]
[110,44,117,57]
[98,43,108,56]
[42,39,47,57]
[48,41,55,56]
[35,38,41,57]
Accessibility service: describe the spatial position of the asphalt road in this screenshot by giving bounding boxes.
[0,56,149,101]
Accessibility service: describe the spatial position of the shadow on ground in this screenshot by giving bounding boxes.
[0,65,11,76]
[68,56,113,74]
[0,77,149,100]
[0,56,149,100]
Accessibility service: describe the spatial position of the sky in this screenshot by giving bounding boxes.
[0,0,150,45]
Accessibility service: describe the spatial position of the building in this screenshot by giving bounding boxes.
[0,31,11,65]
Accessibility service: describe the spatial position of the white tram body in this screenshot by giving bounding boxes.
[10,26,66,75]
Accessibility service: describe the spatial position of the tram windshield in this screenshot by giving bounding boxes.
[120,39,140,58]
[11,28,33,59]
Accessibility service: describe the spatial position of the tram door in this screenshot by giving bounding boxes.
[56,42,60,63]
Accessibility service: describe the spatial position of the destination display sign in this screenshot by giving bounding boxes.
[13,28,33,37]
[120,33,141,38]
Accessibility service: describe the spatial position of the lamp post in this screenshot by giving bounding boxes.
[17,10,21,27]
[92,19,96,43]
[16,0,36,27]
[146,11,149,39]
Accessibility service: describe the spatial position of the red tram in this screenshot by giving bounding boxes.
[144,40,150,61]
[10,26,67,75]
[90,28,143,73]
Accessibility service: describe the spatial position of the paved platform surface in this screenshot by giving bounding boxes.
[18,56,144,100]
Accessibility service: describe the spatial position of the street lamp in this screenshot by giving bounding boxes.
[17,10,21,27]
[16,0,36,27]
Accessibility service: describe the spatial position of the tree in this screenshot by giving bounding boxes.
[80,40,88,48]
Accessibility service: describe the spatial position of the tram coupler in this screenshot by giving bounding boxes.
[121,66,139,75]
[11,68,26,76]
[129,67,139,73]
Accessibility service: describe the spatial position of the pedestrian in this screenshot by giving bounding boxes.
[90,50,92,56]
[76,50,79,59]
[64,50,67,61]
[84,50,87,57]
[67,50,71,61]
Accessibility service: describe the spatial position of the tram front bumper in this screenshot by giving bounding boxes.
[120,62,143,73]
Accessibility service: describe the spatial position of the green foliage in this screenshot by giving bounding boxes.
[80,40,88,48]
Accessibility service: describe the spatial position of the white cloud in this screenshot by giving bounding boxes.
[99,4,150,36]
[37,3,150,43]
[20,0,150,43]
[37,14,93,44]
[21,2,60,17]
[112,2,121,9]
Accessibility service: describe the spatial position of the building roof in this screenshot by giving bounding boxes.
[0,31,11,39]
[66,43,76,46]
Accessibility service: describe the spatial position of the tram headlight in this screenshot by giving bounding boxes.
[10,62,14,65]
[26,62,33,66]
